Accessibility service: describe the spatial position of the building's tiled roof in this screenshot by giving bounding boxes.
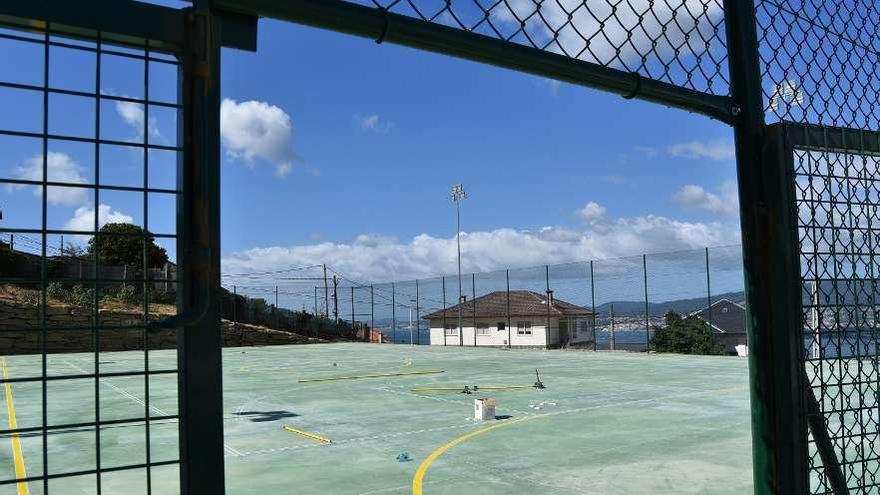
[690,298,746,334]
[422,290,594,320]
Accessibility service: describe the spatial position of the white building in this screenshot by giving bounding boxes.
[423,290,596,348]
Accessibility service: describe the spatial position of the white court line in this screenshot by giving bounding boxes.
[230,384,745,460]
[61,359,246,457]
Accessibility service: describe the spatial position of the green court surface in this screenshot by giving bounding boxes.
[0,344,753,494]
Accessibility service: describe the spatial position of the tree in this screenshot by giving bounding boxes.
[650,311,724,355]
[87,223,168,269]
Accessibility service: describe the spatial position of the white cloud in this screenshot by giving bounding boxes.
[576,201,606,222]
[222,213,738,283]
[491,0,723,67]
[12,152,88,206]
[220,98,296,177]
[673,181,739,215]
[115,100,161,141]
[64,204,133,233]
[356,114,393,133]
[667,140,735,161]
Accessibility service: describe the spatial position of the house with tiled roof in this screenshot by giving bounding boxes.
[422,290,596,348]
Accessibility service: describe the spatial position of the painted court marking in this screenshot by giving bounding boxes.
[411,414,546,495]
[3,358,29,495]
[298,370,444,384]
[282,426,332,444]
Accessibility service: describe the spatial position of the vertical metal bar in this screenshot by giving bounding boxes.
[178,6,225,494]
[724,1,809,492]
[610,303,615,351]
[442,276,447,346]
[415,279,420,346]
[350,286,355,335]
[545,265,551,349]
[41,26,51,495]
[506,269,511,349]
[705,247,712,333]
[391,282,396,344]
[643,254,649,351]
[472,273,477,347]
[590,260,596,352]
[333,275,338,334]
[274,284,278,327]
[233,285,238,326]
[370,284,374,343]
[313,286,318,317]
[142,42,153,495]
[323,264,329,319]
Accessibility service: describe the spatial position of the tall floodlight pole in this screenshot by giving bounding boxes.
[451,184,467,346]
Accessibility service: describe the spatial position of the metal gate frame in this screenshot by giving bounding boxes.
[0,1,254,494]
[0,0,861,494]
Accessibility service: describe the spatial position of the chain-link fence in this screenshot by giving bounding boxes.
[225,245,746,353]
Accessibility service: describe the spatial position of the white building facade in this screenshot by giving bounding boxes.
[424,290,596,348]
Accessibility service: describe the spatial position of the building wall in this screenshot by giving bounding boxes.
[427,316,558,347]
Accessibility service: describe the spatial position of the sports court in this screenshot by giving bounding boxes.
[0,344,752,494]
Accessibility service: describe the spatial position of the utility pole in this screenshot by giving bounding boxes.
[232,285,237,327]
[451,184,467,346]
[314,286,318,316]
[323,264,329,319]
[274,285,279,327]
[351,286,355,338]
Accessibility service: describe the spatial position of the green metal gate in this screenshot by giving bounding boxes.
[0,0,876,494]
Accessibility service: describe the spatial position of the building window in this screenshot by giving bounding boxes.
[444,323,458,337]
[476,323,491,336]
[497,322,505,330]
[517,321,532,335]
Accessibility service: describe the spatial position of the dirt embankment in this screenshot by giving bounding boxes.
[0,285,323,354]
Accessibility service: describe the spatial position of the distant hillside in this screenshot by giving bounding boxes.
[596,291,745,317]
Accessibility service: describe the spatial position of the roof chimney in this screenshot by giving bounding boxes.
[459,295,467,304]
[546,289,554,304]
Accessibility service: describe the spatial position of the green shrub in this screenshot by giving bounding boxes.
[103,284,138,306]
[650,311,724,355]
[45,282,94,308]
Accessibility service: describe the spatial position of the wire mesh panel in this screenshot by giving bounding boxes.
[0,20,182,494]
[590,254,647,351]
[758,0,880,130]
[345,0,729,94]
[415,276,447,346]
[547,261,594,349]
[788,126,880,494]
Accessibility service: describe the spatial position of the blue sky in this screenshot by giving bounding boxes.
[219,20,740,280]
[0,18,741,291]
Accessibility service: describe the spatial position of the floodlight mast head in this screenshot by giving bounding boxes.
[450,184,467,203]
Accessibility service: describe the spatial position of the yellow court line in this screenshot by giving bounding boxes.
[297,370,444,384]
[282,426,332,444]
[2,358,29,495]
[412,415,546,495]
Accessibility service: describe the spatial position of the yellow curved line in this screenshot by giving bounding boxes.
[412,415,545,495]
[3,358,29,495]
[298,370,444,383]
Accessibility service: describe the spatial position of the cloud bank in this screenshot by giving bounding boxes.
[223,204,739,283]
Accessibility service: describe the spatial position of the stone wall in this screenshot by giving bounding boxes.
[0,300,319,354]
